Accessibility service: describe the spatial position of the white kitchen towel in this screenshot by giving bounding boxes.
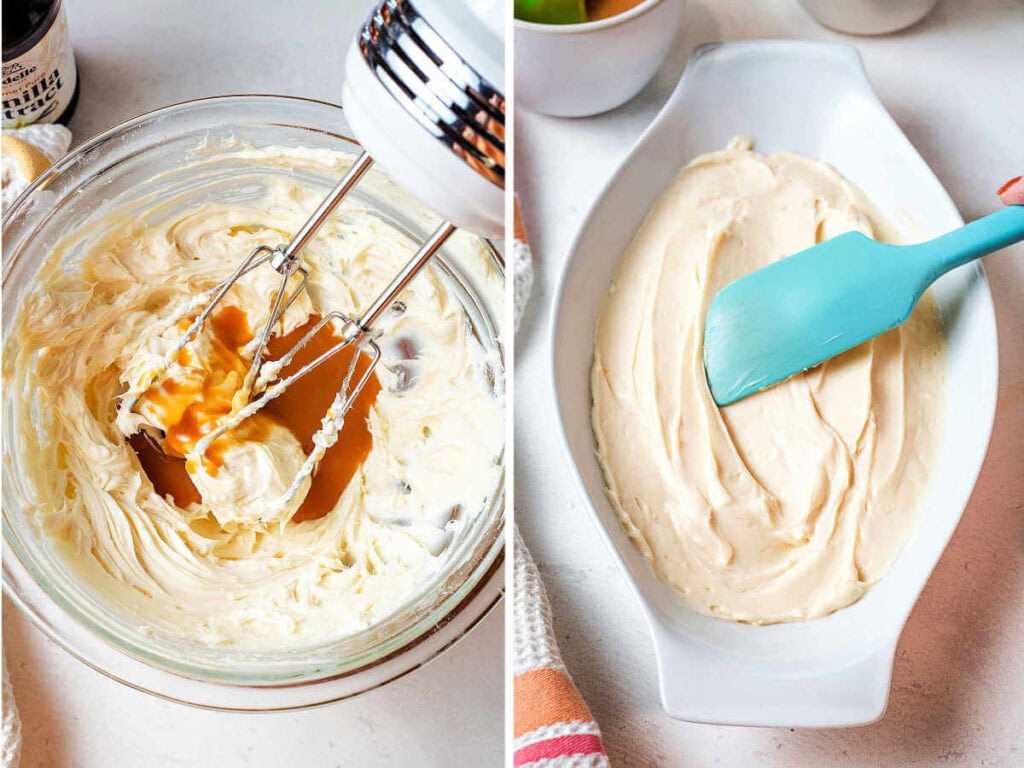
[513,238,534,331]
[513,530,609,767]
[2,123,72,210]
[511,222,609,767]
[1,655,19,768]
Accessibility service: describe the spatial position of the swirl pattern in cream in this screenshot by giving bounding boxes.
[591,140,944,623]
[5,148,503,648]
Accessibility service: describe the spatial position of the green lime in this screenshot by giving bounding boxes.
[515,0,588,24]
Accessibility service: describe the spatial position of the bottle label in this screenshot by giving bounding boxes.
[2,5,77,128]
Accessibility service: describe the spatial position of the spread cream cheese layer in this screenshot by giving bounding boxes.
[591,140,945,623]
[5,147,503,648]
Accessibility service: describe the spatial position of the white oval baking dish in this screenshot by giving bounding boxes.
[550,41,998,727]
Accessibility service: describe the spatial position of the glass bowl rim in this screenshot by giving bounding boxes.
[1,93,506,709]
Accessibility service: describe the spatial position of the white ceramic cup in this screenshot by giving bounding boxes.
[514,0,687,118]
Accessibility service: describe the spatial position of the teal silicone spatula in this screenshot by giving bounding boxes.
[704,205,1024,406]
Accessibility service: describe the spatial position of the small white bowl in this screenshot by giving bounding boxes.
[799,0,938,35]
[514,0,687,118]
[550,42,998,726]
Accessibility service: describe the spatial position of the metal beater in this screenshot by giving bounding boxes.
[126,0,505,516]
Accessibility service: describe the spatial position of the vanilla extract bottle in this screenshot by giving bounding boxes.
[2,0,79,127]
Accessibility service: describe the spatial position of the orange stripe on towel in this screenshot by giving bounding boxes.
[513,667,595,739]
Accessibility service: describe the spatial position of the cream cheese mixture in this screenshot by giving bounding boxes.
[592,139,945,623]
[5,147,503,647]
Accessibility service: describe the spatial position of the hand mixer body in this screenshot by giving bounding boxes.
[123,0,505,520]
[343,0,506,237]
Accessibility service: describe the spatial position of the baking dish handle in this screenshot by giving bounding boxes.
[650,620,898,728]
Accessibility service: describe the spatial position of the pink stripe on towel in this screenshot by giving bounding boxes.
[514,734,605,766]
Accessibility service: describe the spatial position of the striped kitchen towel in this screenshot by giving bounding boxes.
[513,529,609,767]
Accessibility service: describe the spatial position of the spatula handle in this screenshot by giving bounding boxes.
[919,205,1024,280]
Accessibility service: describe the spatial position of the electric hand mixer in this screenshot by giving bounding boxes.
[126,0,505,514]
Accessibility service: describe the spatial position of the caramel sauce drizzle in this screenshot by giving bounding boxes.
[131,308,380,523]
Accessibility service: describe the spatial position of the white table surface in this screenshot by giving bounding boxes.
[2,2,503,767]
[515,0,1024,766]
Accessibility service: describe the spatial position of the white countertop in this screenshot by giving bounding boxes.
[515,0,1024,765]
[2,2,503,767]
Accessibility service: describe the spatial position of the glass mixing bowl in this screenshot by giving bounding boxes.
[2,95,505,711]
